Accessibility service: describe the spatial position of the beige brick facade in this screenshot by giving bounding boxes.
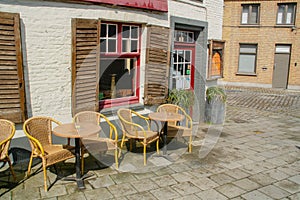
[222,0,300,89]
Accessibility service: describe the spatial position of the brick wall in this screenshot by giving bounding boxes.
[222,0,300,89]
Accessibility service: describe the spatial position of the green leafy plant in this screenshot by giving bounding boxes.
[166,89,195,110]
[206,86,227,103]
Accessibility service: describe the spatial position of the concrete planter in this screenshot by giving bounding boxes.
[205,98,226,124]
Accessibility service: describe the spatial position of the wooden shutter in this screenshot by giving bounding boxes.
[71,18,100,116]
[0,12,26,123]
[144,25,170,105]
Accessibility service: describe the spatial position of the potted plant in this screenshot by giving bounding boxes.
[205,86,227,124]
[166,89,195,111]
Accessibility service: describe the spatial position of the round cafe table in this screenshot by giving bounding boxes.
[53,122,100,189]
[148,112,184,155]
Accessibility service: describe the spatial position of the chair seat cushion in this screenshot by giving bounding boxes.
[127,130,159,143]
[167,125,192,137]
[43,144,75,167]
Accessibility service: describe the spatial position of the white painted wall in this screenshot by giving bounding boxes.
[0,0,169,124]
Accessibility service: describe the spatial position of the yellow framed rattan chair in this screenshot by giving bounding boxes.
[73,111,118,169]
[0,119,16,181]
[23,116,75,191]
[117,108,160,166]
[157,104,193,153]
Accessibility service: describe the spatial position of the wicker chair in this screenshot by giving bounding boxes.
[23,116,75,191]
[157,104,193,152]
[73,111,118,169]
[117,108,160,166]
[0,119,16,181]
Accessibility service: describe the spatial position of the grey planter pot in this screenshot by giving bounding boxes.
[204,99,226,124]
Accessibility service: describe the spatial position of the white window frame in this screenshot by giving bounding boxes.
[277,3,296,25]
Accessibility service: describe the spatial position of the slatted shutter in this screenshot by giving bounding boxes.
[144,25,171,105]
[71,18,100,116]
[0,12,26,123]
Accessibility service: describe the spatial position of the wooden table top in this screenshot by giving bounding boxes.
[53,122,101,139]
[148,112,184,122]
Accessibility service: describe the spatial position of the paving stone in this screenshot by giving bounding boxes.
[215,183,246,198]
[107,183,137,198]
[258,185,290,199]
[171,171,194,182]
[209,173,236,185]
[12,184,41,199]
[233,178,261,191]
[173,194,201,200]
[263,169,290,181]
[289,175,300,185]
[153,167,175,176]
[241,190,274,200]
[88,175,115,188]
[150,187,181,200]
[224,168,250,179]
[125,191,157,200]
[151,175,177,187]
[195,188,228,200]
[190,177,219,190]
[131,179,159,192]
[84,188,113,200]
[171,181,201,196]
[57,192,86,200]
[274,179,300,194]
[132,171,156,180]
[40,184,68,198]
[287,193,300,200]
[109,172,137,184]
[169,163,192,173]
[248,173,277,186]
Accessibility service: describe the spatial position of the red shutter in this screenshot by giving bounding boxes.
[71,18,100,116]
[144,25,171,105]
[0,12,26,123]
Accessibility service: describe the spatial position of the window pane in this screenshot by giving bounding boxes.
[178,50,184,62]
[108,39,116,52]
[242,6,249,24]
[188,32,194,43]
[239,54,256,73]
[131,40,138,52]
[99,58,136,100]
[108,25,117,38]
[122,26,130,38]
[275,45,290,53]
[185,50,191,62]
[250,6,258,24]
[122,39,129,52]
[286,5,294,24]
[240,45,256,53]
[131,26,138,39]
[100,39,106,52]
[101,24,107,37]
[277,5,284,24]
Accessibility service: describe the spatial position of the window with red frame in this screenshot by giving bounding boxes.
[99,23,140,107]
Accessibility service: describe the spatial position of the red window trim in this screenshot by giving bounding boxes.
[99,22,141,109]
[75,0,168,12]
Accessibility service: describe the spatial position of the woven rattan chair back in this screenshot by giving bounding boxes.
[73,111,100,125]
[157,104,181,126]
[0,119,16,181]
[117,108,134,135]
[23,116,75,191]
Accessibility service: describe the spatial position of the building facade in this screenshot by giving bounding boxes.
[222,0,300,90]
[0,0,223,137]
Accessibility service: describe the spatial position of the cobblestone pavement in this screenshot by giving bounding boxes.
[1,87,300,199]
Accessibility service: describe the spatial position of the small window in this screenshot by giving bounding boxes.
[277,3,296,25]
[238,44,257,74]
[100,23,117,53]
[241,4,260,25]
[174,30,194,43]
[122,25,139,53]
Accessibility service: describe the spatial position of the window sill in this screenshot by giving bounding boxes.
[207,76,222,81]
[100,103,144,116]
[274,25,295,28]
[239,24,260,28]
[236,72,257,76]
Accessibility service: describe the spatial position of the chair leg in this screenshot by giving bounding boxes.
[27,154,34,177]
[7,157,16,181]
[188,136,192,153]
[143,144,147,166]
[114,149,118,169]
[42,159,48,192]
[119,135,126,158]
[156,140,160,155]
